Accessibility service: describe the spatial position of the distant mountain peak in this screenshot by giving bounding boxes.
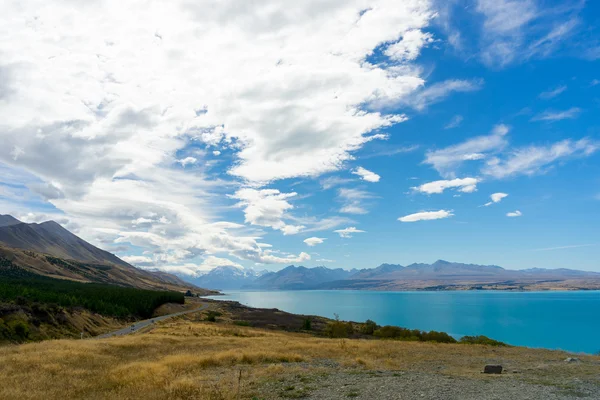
[0,215,22,228]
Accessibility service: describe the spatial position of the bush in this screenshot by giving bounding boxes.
[373,325,457,343]
[459,335,506,346]
[360,319,379,335]
[234,320,251,326]
[302,318,312,331]
[205,311,221,322]
[325,321,353,338]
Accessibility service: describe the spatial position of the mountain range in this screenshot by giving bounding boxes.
[192,260,600,291]
[0,214,200,292]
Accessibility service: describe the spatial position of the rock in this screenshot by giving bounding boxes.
[565,357,580,363]
[483,365,503,374]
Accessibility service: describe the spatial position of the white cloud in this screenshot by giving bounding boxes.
[303,237,326,247]
[177,157,197,167]
[482,138,598,179]
[474,0,581,67]
[334,227,366,238]
[406,79,484,111]
[320,176,354,190]
[0,0,445,274]
[316,258,335,263]
[384,29,434,61]
[121,255,154,265]
[398,209,453,222]
[506,210,522,217]
[538,85,567,100]
[212,150,221,156]
[337,188,374,215]
[352,167,380,183]
[424,124,509,177]
[231,188,304,235]
[531,107,582,122]
[484,192,508,206]
[412,177,479,194]
[444,115,463,129]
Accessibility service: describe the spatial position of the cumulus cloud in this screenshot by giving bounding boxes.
[352,167,381,183]
[231,188,304,235]
[484,192,508,206]
[334,227,366,238]
[303,237,326,247]
[0,0,486,273]
[424,124,509,177]
[398,210,453,222]
[177,157,197,167]
[412,177,479,194]
[506,210,522,217]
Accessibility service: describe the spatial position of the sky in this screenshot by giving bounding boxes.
[1,0,599,278]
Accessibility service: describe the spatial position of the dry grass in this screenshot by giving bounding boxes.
[0,318,599,399]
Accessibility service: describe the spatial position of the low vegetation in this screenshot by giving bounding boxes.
[0,314,597,400]
[0,263,184,343]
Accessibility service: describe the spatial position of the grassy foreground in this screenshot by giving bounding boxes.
[1,306,599,400]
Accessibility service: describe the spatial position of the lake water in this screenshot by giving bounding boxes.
[207,290,600,354]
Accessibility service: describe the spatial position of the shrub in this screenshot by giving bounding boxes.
[360,319,379,335]
[325,321,353,338]
[459,335,506,346]
[234,321,251,327]
[205,311,221,322]
[373,326,457,343]
[301,318,312,331]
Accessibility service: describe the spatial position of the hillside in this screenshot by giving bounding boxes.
[0,216,129,267]
[0,215,205,293]
[0,304,598,399]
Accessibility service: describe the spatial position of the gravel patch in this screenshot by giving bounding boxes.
[258,368,600,399]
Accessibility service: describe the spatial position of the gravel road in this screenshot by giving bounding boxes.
[96,302,208,338]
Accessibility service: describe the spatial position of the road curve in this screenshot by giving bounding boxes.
[96,302,209,339]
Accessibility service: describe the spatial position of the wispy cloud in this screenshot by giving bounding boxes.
[482,138,598,179]
[361,145,419,159]
[334,227,365,238]
[409,79,484,111]
[475,0,582,67]
[337,188,374,215]
[538,85,567,100]
[398,210,454,222]
[424,124,509,177]
[320,176,353,190]
[506,210,522,217]
[531,243,596,252]
[444,115,464,129]
[531,107,582,122]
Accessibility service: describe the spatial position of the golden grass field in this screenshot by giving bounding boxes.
[1,305,599,400]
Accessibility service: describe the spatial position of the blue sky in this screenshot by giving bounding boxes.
[0,0,599,276]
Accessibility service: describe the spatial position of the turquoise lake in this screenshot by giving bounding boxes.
[208,290,600,354]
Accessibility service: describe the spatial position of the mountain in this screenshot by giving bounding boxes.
[0,217,128,267]
[319,260,600,291]
[245,265,355,290]
[0,215,21,227]
[0,215,204,292]
[191,266,264,290]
